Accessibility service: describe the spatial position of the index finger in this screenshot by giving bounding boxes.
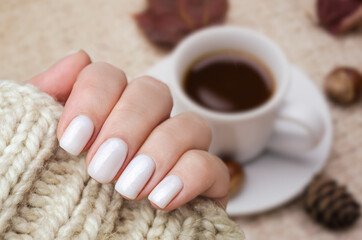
[28,50,91,103]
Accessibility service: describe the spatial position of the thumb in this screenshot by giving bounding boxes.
[28,50,91,104]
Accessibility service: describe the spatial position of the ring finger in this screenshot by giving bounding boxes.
[114,112,212,200]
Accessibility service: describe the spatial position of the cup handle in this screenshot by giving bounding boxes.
[266,101,326,154]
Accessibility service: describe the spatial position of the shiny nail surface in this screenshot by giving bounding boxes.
[59,115,94,155]
[88,138,128,183]
[148,175,183,209]
[115,154,155,199]
[65,49,81,56]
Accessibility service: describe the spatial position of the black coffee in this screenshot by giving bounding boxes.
[183,51,274,112]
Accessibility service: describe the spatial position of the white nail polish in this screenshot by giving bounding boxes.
[88,138,128,183]
[148,175,183,209]
[59,115,94,155]
[115,154,155,199]
[65,49,81,56]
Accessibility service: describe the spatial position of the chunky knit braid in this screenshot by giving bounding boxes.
[0,80,244,240]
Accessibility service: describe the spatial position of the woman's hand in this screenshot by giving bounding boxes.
[29,50,229,210]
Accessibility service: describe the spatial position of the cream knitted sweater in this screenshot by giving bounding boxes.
[0,80,244,240]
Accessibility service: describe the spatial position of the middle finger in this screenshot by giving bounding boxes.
[87,76,173,183]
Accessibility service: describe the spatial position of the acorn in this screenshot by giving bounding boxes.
[324,67,362,105]
[223,158,245,197]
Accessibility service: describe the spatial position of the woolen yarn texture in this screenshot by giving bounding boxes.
[0,80,245,240]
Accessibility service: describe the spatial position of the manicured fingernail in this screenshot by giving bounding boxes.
[88,138,128,183]
[65,49,81,56]
[115,154,155,199]
[148,175,183,209]
[59,115,94,155]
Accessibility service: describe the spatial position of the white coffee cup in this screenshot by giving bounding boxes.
[168,26,325,163]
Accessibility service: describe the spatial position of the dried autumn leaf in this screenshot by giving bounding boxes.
[317,0,362,34]
[135,0,228,48]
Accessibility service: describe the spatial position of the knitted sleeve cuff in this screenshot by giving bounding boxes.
[0,80,244,240]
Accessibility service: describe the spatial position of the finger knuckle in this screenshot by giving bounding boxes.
[80,62,127,86]
[151,125,180,147]
[91,62,121,73]
[182,112,212,139]
[77,79,100,94]
[183,150,210,171]
[118,99,146,117]
[92,61,113,68]
[134,76,172,98]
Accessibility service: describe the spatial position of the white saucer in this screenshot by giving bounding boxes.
[147,57,333,216]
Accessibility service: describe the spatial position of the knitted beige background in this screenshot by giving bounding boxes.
[0,0,361,239]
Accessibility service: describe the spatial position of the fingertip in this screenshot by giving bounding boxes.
[29,49,91,103]
[148,174,183,208]
[149,201,168,211]
[87,138,128,183]
[59,114,95,155]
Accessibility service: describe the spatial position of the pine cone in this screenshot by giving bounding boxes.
[304,175,360,229]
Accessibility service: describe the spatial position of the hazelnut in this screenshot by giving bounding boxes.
[223,159,245,197]
[324,67,362,104]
